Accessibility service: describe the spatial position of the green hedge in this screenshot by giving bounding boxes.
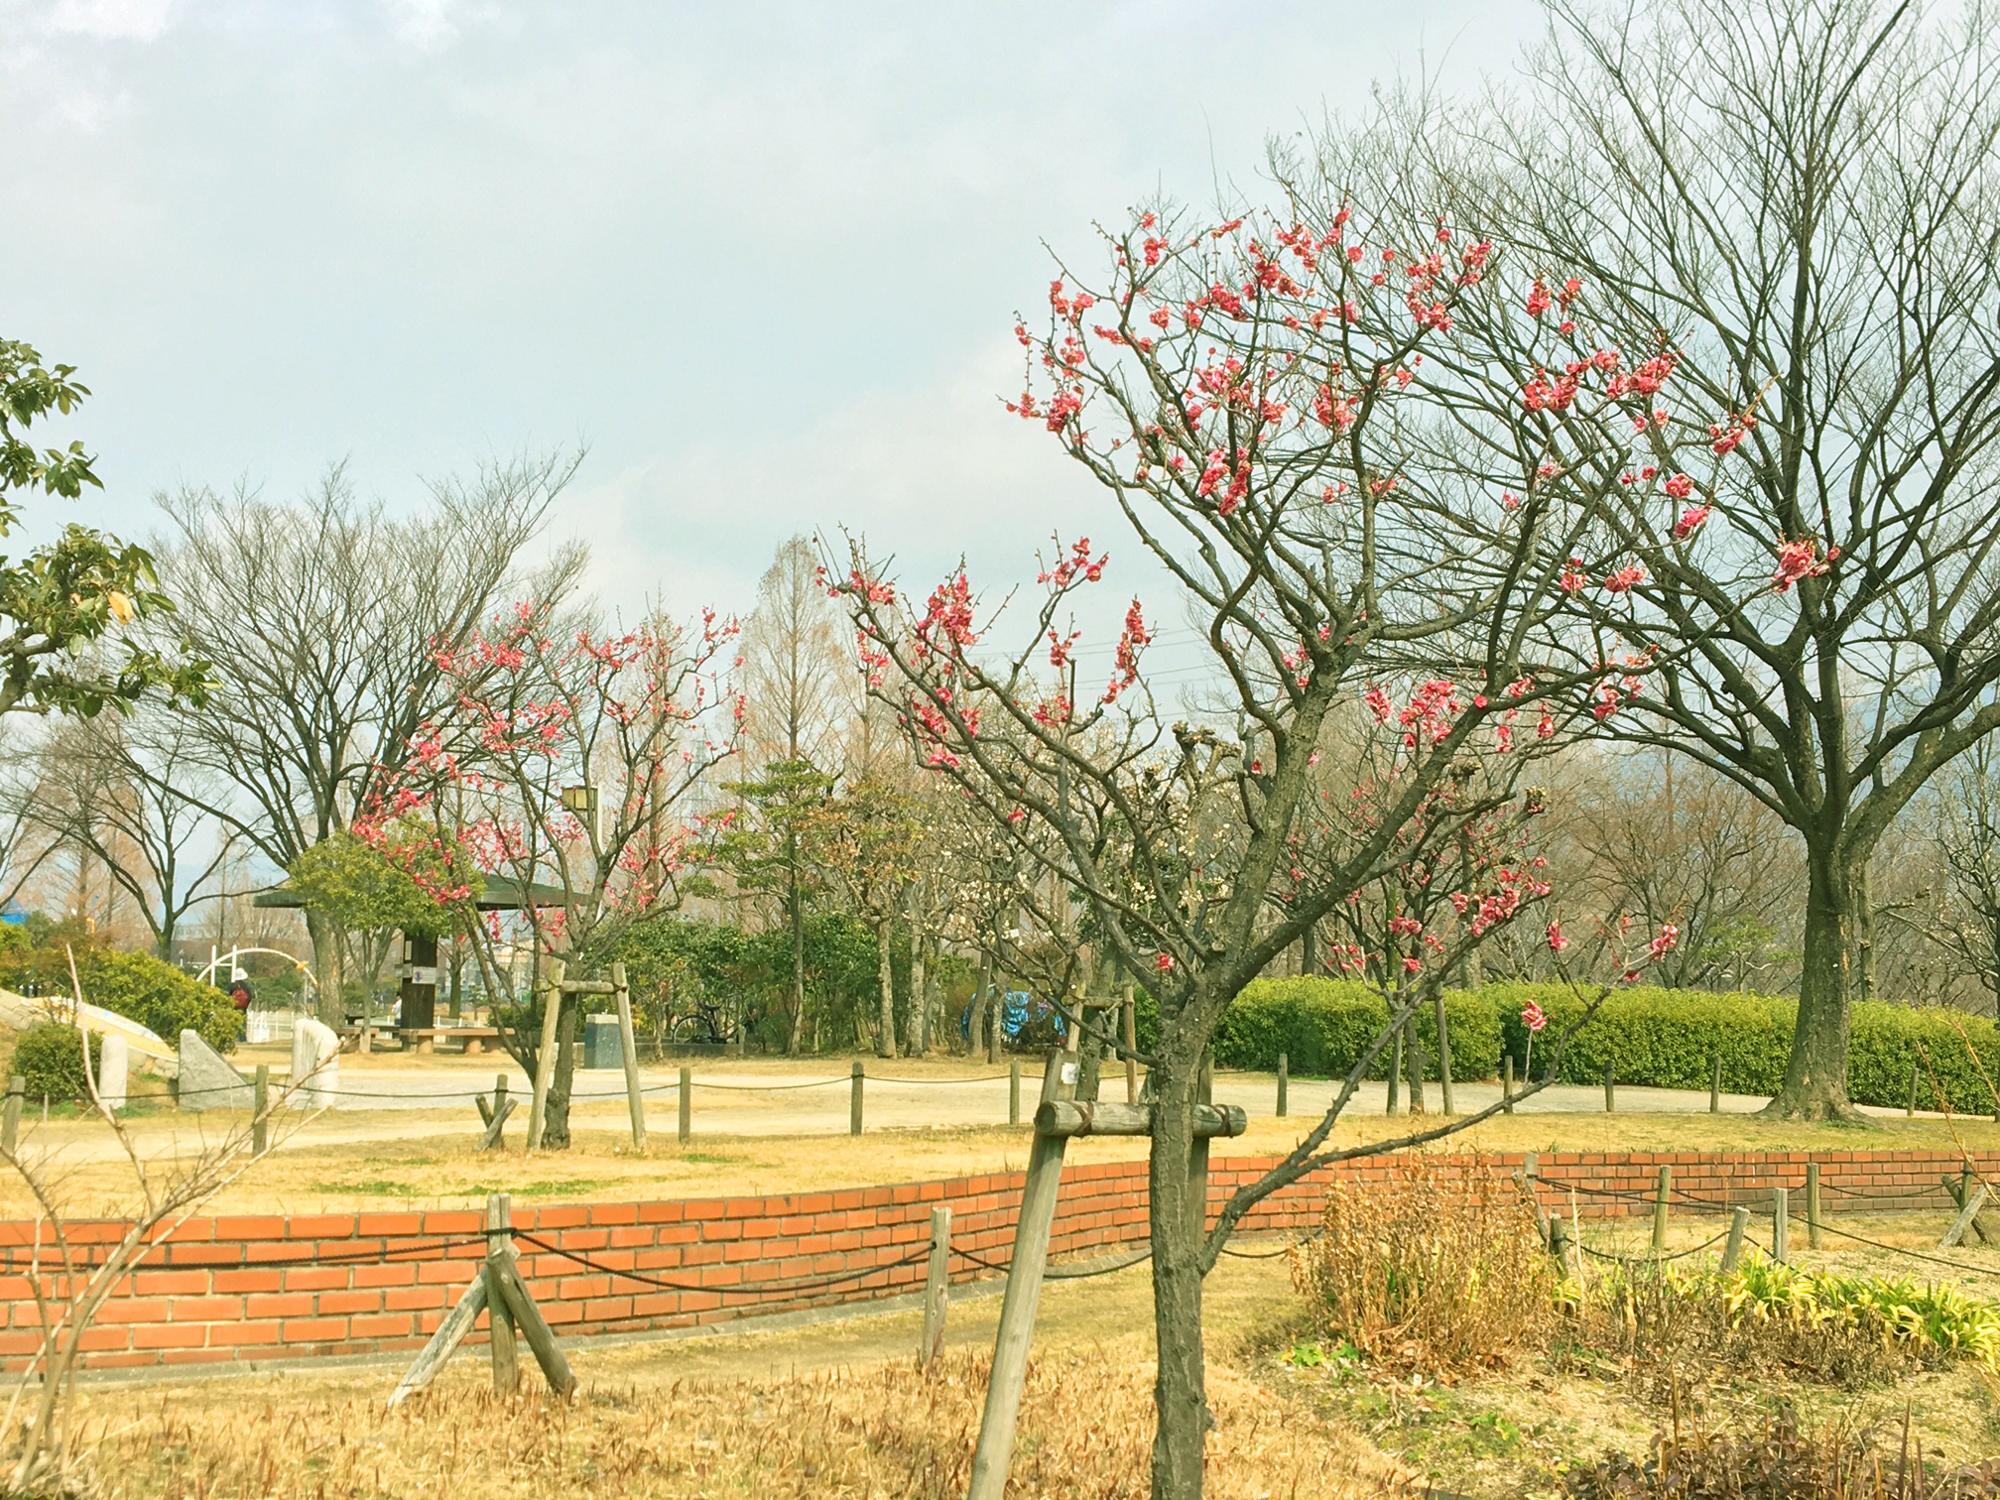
[1210,977,1504,1082]
[1193,976,2000,1114]
[10,1021,100,1104]
[0,946,239,1053]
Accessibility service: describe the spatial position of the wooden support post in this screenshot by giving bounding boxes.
[1806,1162,1822,1250]
[1122,985,1137,1105]
[1386,1030,1402,1115]
[610,961,645,1151]
[1709,1054,1722,1114]
[1547,1214,1582,1281]
[678,1066,692,1145]
[1009,1058,1021,1126]
[1773,1186,1790,1262]
[251,1065,269,1159]
[1521,1151,1544,1240]
[1502,1055,1515,1114]
[1276,1052,1289,1118]
[967,1038,1080,1500]
[920,1205,951,1368]
[479,1075,513,1151]
[526,959,566,1150]
[2,1076,21,1155]
[986,1001,1001,1065]
[1908,1062,1920,1117]
[388,1260,488,1407]
[1652,1166,1671,1252]
[486,1193,519,1396]
[850,1061,864,1136]
[487,1255,577,1397]
[1035,1101,1246,1138]
[1721,1206,1750,1271]
[1954,1167,1993,1245]
[1943,1185,1991,1248]
[1433,992,1454,1117]
[1604,1062,1616,1114]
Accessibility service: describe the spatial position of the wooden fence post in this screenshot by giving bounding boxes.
[1721,1206,1749,1271]
[1709,1055,1722,1114]
[610,961,645,1151]
[1502,1056,1515,1114]
[1276,1053,1289,1118]
[1943,1185,1991,1248]
[1652,1166,1671,1252]
[920,1205,951,1368]
[1806,1162,1822,1250]
[678,1066,692,1144]
[486,1192,519,1395]
[1604,1062,1616,1114]
[1908,1062,1920,1117]
[1773,1186,1790,1262]
[526,959,566,1150]
[967,1040,1080,1500]
[1433,992,1454,1117]
[850,1062,864,1137]
[251,1065,270,1159]
[478,1075,513,1152]
[1008,1059,1022,1126]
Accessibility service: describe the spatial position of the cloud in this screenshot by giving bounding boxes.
[42,0,175,40]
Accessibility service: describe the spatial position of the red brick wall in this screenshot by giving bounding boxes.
[1,1147,1985,1372]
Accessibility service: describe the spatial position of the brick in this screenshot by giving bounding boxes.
[282,1317,349,1343]
[211,1269,281,1294]
[247,1293,319,1319]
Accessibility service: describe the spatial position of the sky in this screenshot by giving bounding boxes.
[2,0,1547,674]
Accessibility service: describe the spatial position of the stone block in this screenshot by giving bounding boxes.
[99,1032,128,1111]
[179,1031,251,1111]
[289,1017,339,1108]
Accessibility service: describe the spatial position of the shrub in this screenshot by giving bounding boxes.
[1289,1152,1555,1375]
[0,945,239,1054]
[1566,1406,2000,1498]
[1212,978,1504,1081]
[10,1021,101,1105]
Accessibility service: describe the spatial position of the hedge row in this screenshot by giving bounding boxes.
[0,943,239,1053]
[1204,977,2000,1114]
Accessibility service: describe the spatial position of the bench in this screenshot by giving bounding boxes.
[341,1024,502,1055]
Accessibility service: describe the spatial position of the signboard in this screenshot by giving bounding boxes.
[405,965,439,986]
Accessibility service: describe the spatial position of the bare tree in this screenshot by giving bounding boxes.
[145,459,582,1023]
[736,537,853,1052]
[1326,0,2000,1115]
[14,711,234,957]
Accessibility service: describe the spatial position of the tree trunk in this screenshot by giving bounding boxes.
[1298,921,1316,977]
[304,907,345,1029]
[1148,1067,1210,1499]
[786,857,807,1056]
[970,953,993,1057]
[908,936,929,1055]
[542,995,580,1149]
[1764,850,1862,1120]
[876,918,897,1059]
[1853,859,1876,1001]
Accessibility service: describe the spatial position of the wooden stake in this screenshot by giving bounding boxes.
[1276,1052,1289,1118]
[388,1262,488,1407]
[1009,1058,1021,1127]
[1806,1162,1822,1250]
[1773,1186,1789,1262]
[487,1254,576,1397]
[1652,1166,1671,1252]
[850,1061,864,1136]
[1709,1054,1722,1113]
[967,1039,1079,1500]
[1604,1062,1616,1114]
[479,1075,513,1151]
[1721,1206,1749,1271]
[610,961,645,1151]
[1433,993,1454,1117]
[1943,1185,1990,1248]
[678,1066,692,1144]
[526,959,566,1150]
[251,1065,269,1159]
[1502,1055,1515,1114]
[486,1193,519,1396]
[920,1205,950,1368]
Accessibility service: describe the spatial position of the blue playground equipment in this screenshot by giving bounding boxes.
[959,988,1067,1044]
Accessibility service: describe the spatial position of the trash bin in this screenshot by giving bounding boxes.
[583,1014,622,1069]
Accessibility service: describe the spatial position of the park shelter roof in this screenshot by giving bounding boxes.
[252,874,569,912]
